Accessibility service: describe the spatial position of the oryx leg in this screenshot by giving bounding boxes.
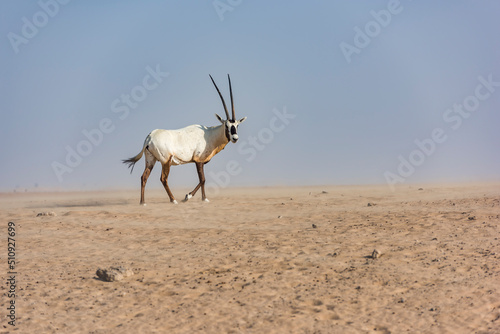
[160,157,177,204]
[140,150,156,205]
[184,162,209,202]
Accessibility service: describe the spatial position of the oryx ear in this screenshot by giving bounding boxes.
[215,113,224,124]
[238,117,247,124]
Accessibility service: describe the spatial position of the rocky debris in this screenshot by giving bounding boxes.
[36,211,56,217]
[96,266,134,282]
[327,249,341,257]
[468,216,476,221]
[312,224,317,229]
[371,249,382,259]
[367,203,375,207]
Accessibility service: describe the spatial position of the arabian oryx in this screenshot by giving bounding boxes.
[123,75,246,205]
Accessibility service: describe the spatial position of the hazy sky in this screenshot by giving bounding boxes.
[1,1,499,192]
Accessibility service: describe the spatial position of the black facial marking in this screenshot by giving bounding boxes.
[230,125,237,135]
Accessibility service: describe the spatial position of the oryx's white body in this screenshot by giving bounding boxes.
[145,124,229,166]
[123,75,246,204]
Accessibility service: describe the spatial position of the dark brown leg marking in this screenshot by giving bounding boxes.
[186,162,207,201]
[198,162,207,201]
[160,157,177,203]
[140,164,154,205]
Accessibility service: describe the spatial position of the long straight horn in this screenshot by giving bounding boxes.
[228,74,235,121]
[209,74,230,120]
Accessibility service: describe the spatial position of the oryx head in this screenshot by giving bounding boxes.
[210,74,247,143]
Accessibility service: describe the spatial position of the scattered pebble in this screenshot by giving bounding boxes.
[321,191,328,194]
[312,224,317,229]
[372,249,382,259]
[367,203,375,207]
[37,212,56,217]
[468,216,476,221]
[96,266,134,282]
[418,188,424,191]
[277,215,282,219]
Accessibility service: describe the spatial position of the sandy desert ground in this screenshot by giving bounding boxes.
[1,183,499,333]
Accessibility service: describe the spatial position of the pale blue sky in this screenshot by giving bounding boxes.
[1,1,499,191]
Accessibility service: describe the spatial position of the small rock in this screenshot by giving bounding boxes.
[277,215,282,219]
[367,203,374,207]
[468,216,476,221]
[372,249,382,259]
[398,298,405,303]
[37,212,56,217]
[321,191,328,194]
[312,224,317,229]
[96,266,134,282]
[418,188,424,191]
[327,249,340,257]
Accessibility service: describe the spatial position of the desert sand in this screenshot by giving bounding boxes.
[1,184,499,333]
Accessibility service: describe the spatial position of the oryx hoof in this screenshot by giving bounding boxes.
[203,198,210,203]
[140,203,146,206]
[183,194,193,202]
[171,200,178,205]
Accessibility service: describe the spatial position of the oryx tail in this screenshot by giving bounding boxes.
[123,143,146,173]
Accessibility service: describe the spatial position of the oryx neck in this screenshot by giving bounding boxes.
[209,123,230,143]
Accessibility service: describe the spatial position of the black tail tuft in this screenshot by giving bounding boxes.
[122,157,138,174]
[123,145,145,174]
